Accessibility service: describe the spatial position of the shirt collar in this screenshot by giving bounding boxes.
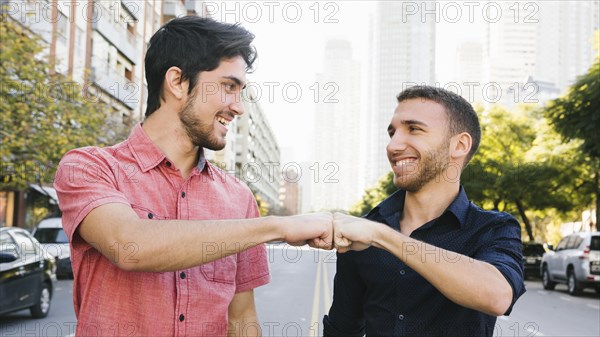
[370,186,471,228]
[127,123,210,175]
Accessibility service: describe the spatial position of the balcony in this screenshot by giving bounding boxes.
[122,0,142,21]
[92,5,140,63]
[90,58,142,110]
[163,0,187,22]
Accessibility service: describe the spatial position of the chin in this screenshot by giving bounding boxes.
[204,143,226,151]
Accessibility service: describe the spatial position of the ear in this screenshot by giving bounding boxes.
[450,132,472,165]
[163,66,188,100]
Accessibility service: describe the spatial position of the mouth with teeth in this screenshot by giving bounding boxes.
[392,157,419,173]
[216,117,230,126]
[216,116,231,128]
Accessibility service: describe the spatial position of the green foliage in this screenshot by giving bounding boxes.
[349,172,396,216]
[254,193,270,217]
[542,58,600,229]
[544,60,600,159]
[463,105,577,213]
[1,17,114,189]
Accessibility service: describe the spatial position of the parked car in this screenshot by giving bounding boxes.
[0,227,56,318]
[541,231,600,296]
[32,218,72,279]
[522,242,546,279]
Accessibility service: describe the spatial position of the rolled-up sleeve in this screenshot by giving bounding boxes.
[474,216,526,315]
[323,251,366,337]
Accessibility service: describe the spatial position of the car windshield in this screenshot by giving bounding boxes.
[34,228,69,244]
[591,236,600,251]
[523,244,545,255]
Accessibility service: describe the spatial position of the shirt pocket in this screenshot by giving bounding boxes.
[201,256,237,284]
[131,204,169,220]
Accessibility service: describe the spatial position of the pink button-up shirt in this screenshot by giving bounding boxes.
[54,124,270,336]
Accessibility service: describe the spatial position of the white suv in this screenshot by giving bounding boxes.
[541,231,600,295]
[32,218,72,279]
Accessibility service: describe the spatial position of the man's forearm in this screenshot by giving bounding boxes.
[79,203,331,272]
[373,225,513,316]
[114,216,280,272]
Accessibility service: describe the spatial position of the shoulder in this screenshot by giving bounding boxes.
[468,202,519,226]
[207,164,255,199]
[59,140,129,166]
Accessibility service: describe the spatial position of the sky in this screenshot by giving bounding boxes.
[214,1,485,163]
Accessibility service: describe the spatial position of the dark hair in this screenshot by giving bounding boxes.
[396,85,481,165]
[144,16,257,117]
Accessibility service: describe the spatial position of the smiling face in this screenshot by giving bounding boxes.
[179,56,247,150]
[386,98,452,192]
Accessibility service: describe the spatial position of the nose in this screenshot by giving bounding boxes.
[229,93,245,116]
[386,131,408,155]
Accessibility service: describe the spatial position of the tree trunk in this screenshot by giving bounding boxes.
[515,199,535,241]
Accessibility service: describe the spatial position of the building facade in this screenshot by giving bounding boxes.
[365,1,436,188]
[311,39,362,211]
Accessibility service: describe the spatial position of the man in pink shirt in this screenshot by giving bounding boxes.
[54,16,332,336]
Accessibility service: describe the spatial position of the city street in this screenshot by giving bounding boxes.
[1,244,599,337]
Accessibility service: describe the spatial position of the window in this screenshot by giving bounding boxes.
[12,232,38,259]
[591,236,600,251]
[34,228,68,244]
[0,232,18,256]
[565,235,581,250]
[555,237,569,251]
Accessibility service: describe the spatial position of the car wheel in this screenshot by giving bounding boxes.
[30,282,51,318]
[567,270,583,296]
[542,267,556,290]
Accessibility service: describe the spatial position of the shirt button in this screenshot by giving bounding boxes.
[166,161,172,167]
[399,270,405,275]
[147,213,153,219]
[180,272,186,279]
[179,314,185,322]
[399,314,405,320]
[181,191,186,198]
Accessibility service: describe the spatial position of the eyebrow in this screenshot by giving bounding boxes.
[222,76,246,89]
[401,119,429,128]
[387,119,429,134]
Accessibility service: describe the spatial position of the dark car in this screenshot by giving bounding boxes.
[522,242,546,279]
[0,227,56,318]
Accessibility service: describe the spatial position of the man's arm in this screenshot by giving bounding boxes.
[227,291,261,337]
[333,213,514,316]
[77,203,332,272]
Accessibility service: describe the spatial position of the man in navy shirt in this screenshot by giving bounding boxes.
[324,86,525,336]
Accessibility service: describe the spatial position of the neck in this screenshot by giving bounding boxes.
[400,181,460,234]
[142,110,199,178]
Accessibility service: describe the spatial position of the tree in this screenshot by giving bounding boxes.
[463,105,581,241]
[1,16,116,189]
[350,172,396,216]
[543,59,600,229]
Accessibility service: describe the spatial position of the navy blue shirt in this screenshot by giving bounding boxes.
[323,187,525,337]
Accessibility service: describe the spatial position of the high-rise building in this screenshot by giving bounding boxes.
[5,0,167,122]
[483,1,599,106]
[279,168,300,215]
[311,39,361,211]
[231,87,282,214]
[454,42,484,103]
[365,1,436,188]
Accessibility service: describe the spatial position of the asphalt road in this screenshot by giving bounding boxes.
[1,244,599,337]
